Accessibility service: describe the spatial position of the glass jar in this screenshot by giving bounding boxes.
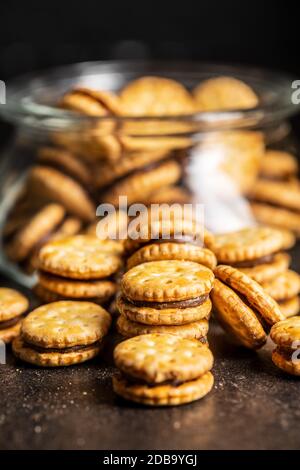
[0,61,299,286]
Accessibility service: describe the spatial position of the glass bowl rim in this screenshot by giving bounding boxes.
[1,60,299,131]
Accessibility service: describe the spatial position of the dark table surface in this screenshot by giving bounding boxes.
[1,252,300,451]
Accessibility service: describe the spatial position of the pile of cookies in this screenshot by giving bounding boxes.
[34,235,123,306]
[207,227,300,318]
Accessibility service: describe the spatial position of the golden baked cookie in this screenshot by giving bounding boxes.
[214,265,284,325]
[239,253,290,283]
[29,166,95,222]
[211,279,267,349]
[38,271,116,300]
[117,295,212,326]
[250,179,300,212]
[33,283,67,303]
[272,347,300,376]
[270,317,300,376]
[262,270,300,301]
[0,287,29,321]
[37,146,92,186]
[20,300,111,348]
[270,316,300,349]
[145,185,192,205]
[124,212,210,255]
[13,336,102,367]
[116,314,209,340]
[86,211,128,241]
[94,149,169,189]
[120,76,195,116]
[112,371,214,406]
[6,204,65,262]
[60,87,122,116]
[206,227,284,263]
[114,333,213,384]
[193,76,258,111]
[122,260,214,302]
[0,321,22,344]
[127,243,217,270]
[38,235,122,280]
[250,202,300,237]
[279,296,300,318]
[259,150,298,181]
[102,160,181,206]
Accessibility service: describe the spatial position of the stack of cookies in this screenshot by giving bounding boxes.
[113,333,214,406]
[206,227,300,318]
[116,260,214,343]
[0,288,29,344]
[34,235,123,306]
[12,300,111,367]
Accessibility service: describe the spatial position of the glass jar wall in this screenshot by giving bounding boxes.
[0,61,299,286]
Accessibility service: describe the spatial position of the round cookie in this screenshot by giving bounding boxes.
[6,204,65,262]
[0,322,22,344]
[13,336,102,368]
[214,265,284,325]
[239,253,290,283]
[206,227,284,263]
[259,150,298,181]
[117,295,212,326]
[38,271,116,300]
[116,315,209,340]
[250,202,300,237]
[127,243,217,270]
[122,260,214,302]
[29,166,95,222]
[250,179,300,212]
[114,333,214,384]
[0,288,29,321]
[37,146,92,186]
[270,317,300,350]
[279,297,300,318]
[20,301,111,349]
[60,87,122,116]
[94,149,169,189]
[193,76,258,111]
[262,270,300,301]
[272,348,300,376]
[102,160,181,206]
[211,279,267,349]
[120,76,195,116]
[112,371,214,406]
[38,235,122,280]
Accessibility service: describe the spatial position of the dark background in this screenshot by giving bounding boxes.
[0,0,299,141]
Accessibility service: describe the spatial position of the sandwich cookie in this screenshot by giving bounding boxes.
[118,260,213,339]
[36,235,123,304]
[12,301,111,367]
[270,317,300,375]
[211,265,284,349]
[113,333,214,406]
[206,227,288,283]
[261,271,300,317]
[0,288,29,343]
